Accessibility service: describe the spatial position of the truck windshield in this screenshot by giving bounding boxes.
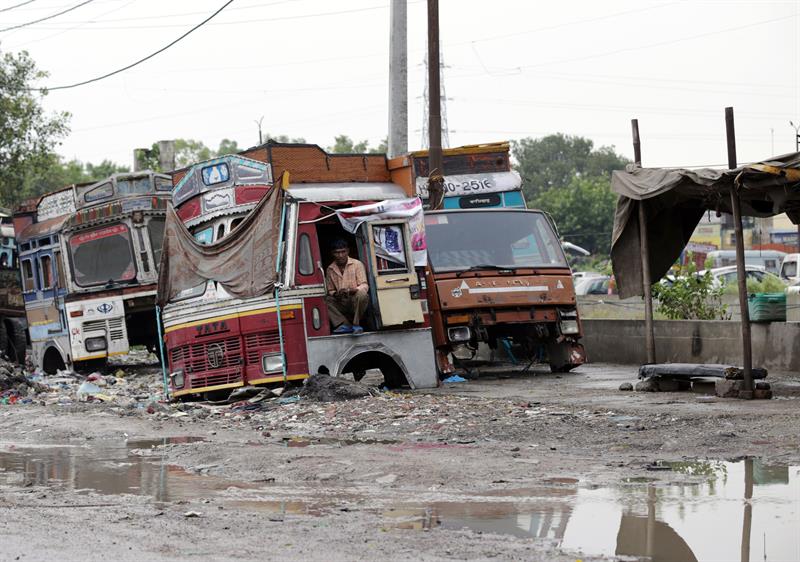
[425,211,568,272]
[69,224,136,286]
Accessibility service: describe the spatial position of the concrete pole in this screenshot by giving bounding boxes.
[388,0,407,158]
[726,107,754,398]
[426,0,444,209]
[632,119,656,364]
[157,140,176,172]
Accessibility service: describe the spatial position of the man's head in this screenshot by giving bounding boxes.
[331,239,350,266]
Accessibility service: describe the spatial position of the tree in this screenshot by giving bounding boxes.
[329,134,369,154]
[266,134,306,144]
[511,134,629,201]
[535,176,617,255]
[0,50,70,205]
[216,138,240,155]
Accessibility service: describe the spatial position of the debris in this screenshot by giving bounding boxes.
[618,382,633,391]
[635,378,659,392]
[76,382,102,400]
[442,375,467,384]
[638,363,767,381]
[183,511,202,518]
[298,373,374,402]
[376,473,398,484]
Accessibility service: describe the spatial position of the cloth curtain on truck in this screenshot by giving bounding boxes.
[157,187,283,306]
[610,152,800,299]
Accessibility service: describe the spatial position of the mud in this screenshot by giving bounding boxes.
[2,362,800,561]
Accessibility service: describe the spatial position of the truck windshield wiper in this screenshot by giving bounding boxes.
[456,264,516,277]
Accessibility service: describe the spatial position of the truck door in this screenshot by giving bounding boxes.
[359,219,424,328]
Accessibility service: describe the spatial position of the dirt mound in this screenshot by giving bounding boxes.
[299,373,375,402]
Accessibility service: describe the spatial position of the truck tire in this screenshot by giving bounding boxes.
[6,321,27,364]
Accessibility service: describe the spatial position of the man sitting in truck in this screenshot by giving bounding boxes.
[325,239,369,335]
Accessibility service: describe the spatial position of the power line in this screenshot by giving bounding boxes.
[0,0,94,33]
[0,0,36,14]
[29,0,235,92]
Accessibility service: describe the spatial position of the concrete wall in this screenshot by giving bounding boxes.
[582,319,800,371]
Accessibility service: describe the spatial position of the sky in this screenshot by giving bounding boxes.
[0,0,798,169]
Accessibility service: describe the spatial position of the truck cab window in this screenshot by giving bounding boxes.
[298,233,314,276]
[22,259,35,292]
[372,224,409,274]
[40,255,53,289]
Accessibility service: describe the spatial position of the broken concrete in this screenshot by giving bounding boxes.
[299,373,376,402]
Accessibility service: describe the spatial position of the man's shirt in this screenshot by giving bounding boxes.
[326,257,368,295]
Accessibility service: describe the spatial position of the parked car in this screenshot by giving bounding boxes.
[697,265,784,289]
[705,250,785,275]
[575,275,612,295]
[573,271,604,282]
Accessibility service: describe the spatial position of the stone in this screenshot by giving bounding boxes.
[715,379,742,398]
[618,382,633,391]
[635,378,658,392]
[753,389,773,400]
[755,381,771,390]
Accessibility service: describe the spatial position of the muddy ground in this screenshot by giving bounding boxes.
[2,362,799,561]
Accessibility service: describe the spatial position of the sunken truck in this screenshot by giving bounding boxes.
[158,145,437,399]
[389,142,585,375]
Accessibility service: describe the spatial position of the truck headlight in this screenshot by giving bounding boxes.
[447,326,471,342]
[85,337,107,352]
[170,370,185,388]
[559,320,580,335]
[261,353,284,373]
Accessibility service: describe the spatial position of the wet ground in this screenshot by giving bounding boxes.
[2,362,800,561]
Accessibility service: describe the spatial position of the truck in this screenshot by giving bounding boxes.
[389,142,586,375]
[14,172,172,373]
[0,209,26,362]
[160,145,437,400]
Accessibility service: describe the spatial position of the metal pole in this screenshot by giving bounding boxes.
[726,107,753,398]
[388,0,408,158]
[427,0,444,209]
[632,119,655,363]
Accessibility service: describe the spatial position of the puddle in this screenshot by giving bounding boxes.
[384,459,800,562]
[0,436,250,502]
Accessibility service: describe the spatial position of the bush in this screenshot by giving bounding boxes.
[721,273,786,295]
[651,262,729,320]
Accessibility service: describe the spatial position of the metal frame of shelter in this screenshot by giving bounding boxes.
[611,108,800,398]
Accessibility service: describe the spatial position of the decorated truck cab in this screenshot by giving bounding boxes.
[160,149,437,400]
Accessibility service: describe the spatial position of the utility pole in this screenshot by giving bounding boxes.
[426,0,444,209]
[255,117,264,145]
[792,121,800,252]
[388,0,407,158]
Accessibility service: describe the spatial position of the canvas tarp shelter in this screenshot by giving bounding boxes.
[611,152,800,299]
[157,187,283,306]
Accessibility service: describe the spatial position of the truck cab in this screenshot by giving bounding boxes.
[425,208,585,373]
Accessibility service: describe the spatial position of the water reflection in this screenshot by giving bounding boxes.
[0,437,242,502]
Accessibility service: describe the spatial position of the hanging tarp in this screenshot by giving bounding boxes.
[157,187,283,306]
[610,152,800,299]
[336,197,427,267]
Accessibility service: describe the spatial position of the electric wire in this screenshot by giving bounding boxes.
[0,0,93,33]
[28,0,235,91]
[0,0,35,14]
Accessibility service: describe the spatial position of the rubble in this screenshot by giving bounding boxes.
[298,373,376,402]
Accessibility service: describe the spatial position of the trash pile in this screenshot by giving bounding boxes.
[0,360,48,405]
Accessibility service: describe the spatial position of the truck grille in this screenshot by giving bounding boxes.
[244,331,281,365]
[171,336,242,373]
[82,317,125,341]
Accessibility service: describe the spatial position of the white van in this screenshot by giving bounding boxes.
[706,250,785,275]
[780,253,800,283]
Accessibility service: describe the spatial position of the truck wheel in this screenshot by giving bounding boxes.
[75,358,108,374]
[6,321,27,364]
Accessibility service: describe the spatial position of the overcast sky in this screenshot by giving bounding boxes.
[1,0,798,169]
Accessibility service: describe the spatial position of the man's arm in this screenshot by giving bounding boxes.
[325,267,338,296]
[355,260,369,293]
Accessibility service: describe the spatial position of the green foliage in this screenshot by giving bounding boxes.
[722,272,786,295]
[511,133,629,200]
[0,50,70,206]
[651,261,729,320]
[535,176,617,255]
[216,138,240,156]
[328,135,387,154]
[511,134,628,257]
